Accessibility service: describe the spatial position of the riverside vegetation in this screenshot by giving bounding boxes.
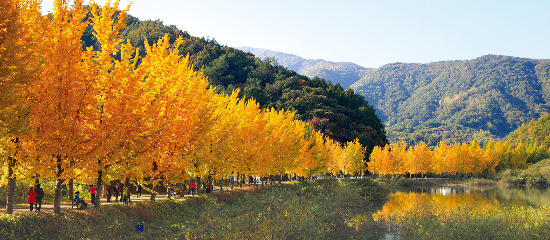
[2,178,550,240]
[0,179,389,240]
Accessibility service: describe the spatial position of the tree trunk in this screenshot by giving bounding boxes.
[68,179,74,203]
[231,176,234,190]
[150,185,156,202]
[125,178,130,203]
[54,179,64,214]
[5,156,16,214]
[95,170,103,207]
[241,173,244,187]
[197,176,201,194]
[54,156,64,214]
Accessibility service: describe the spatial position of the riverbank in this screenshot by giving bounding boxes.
[3,177,549,239]
[372,176,550,240]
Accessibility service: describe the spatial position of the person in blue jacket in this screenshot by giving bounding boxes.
[74,191,87,209]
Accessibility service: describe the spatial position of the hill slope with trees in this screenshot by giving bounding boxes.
[82,16,387,152]
[237,46,369,89]
[504,113,550,148]
[351,55,550,146]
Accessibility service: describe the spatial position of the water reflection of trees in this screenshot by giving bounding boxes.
[373,186,550,223]
[373,191,502,223]
[371,189,550,239]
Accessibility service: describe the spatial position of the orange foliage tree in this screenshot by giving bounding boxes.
[25,0,90,214]
[0,0,44,214]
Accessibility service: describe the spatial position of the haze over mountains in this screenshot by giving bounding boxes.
[236,47,369,89]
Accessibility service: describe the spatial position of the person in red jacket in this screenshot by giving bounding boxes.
[90,185,97,205]
[26,187,37,211]
[189,181,196,196]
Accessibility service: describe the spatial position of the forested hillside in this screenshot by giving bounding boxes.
[351,55,550,146]
[237,46,369,89]
[81,16,387,152]
[505,113,550,148]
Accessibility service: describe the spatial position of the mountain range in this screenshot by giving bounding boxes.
[236,47,369,89]
[101,14,550,148]
[234,49,550,146]
[351,55,550,146]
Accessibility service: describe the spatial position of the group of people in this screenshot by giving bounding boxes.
[72,183,143,209]
[166,180,213,198]
[24,180,215,211]
[25,184,45,211]
[184,180,212,196]
[105,183,140,204]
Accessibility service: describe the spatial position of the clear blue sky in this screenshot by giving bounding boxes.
[41,0,550,68]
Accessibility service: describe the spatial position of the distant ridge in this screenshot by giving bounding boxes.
[236,46,369,88]
[351,54,550,146]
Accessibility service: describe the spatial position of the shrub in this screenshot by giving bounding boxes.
[498,159,550,187]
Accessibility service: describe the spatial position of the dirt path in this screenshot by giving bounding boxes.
[0,194,176,214]
[1,184,263,214]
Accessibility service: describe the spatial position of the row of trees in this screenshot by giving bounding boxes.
[107,14,389,153]
[0,0,366,214]
[368,141,549,177]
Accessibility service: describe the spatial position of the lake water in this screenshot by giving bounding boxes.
[373,185,550,223]
[373,186,550,239]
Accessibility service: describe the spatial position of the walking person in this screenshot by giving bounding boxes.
[189,181,196,196]
[136,184,142,198]
[125,184,131,203]
[26,187,37,211]
[106,184,112,202]
[34,184,44,211]
[90,185,97,205]
[114,183,119,202]
[180,183,186,197]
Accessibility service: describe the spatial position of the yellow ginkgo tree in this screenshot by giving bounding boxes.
[0,0,44,214]
[25,0,90,214]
